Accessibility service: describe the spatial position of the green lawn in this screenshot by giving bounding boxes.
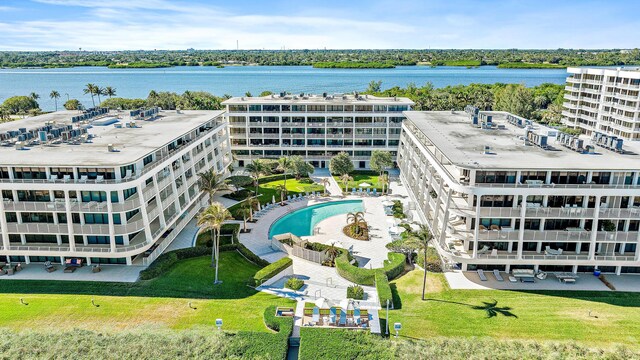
[333,171,383,193]
[227,178,324,219]
[384,270,640,348]
[0,252,293,332]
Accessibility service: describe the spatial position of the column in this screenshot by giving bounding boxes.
[137,183,154,244]
[153,174,166,227]
[472,197,481,259]
[589,196,601,260]
[106,195,116,253]
[439,189,453,247]
[0,200,10,250]
[517,194,527,259]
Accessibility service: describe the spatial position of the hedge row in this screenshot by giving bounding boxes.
[253,257,293,286]
[336,252,406,286]
[383,252,406,280]
[335,252,375,285]
[139,246,210,280]
[230,305,293,359]
[236,242,270,267]
[375,270,393,307]
[257,173,291,184]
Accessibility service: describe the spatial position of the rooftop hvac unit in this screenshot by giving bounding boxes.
[483,145,492,154]
[38,131,47,142]
[108,144,115,152]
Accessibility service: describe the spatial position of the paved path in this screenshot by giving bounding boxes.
[164,218,200,252]
[292,301,304,337]
[0,263,143,282]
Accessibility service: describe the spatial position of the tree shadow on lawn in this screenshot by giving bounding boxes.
[426,298,518,319]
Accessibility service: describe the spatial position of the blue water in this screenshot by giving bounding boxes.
[0,65,568,111]
[269,200,364,238]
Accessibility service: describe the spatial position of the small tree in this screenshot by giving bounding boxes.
[321,178,330,196]
[226,175,253,193]
[329,152,354,176]
[276,184,287,204]
[340,173,353,193]
[324,243,341,265]
[290,155,314,179]
[64,99,80,110]
[239,203,252,232]
[378,173,390,195]
[370,150,393,178]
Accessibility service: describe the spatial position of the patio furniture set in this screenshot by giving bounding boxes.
[253,192,323,220]
[477,268,579,284]
[350,188,379,196]
[0,262,22,276]
[303,306,370,329]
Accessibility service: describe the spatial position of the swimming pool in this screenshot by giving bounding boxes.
[269,200,364,238]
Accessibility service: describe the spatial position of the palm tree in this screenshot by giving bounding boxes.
[246,196,260,222]
[324,243,341,265]
[198,169,230,205]
[346,211,366,236]
[245,159,269,196]
[340,173,353,193]
[276,184,287,204]
[379,173,389,195]
[277,156,293,189]
[96,87,106,106]
[239,202,252,233]
[29,92,40,101]
[321,178,330,196]
[84,83,97,107]
[410,223,433,301]
[197,203,232,284]
[105,86,117,99]
[49,90,60,111]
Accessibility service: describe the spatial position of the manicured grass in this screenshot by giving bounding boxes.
[0,252,294,332]
[333,171,383,193]
[227,178,324,219]
[384,270,640,348]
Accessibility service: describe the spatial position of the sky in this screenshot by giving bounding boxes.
[0,0,638,50]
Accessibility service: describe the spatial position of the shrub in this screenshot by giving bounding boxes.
[375,270,393,307]
[335,252,375,286]
[236,242,270,267]
[253,257,293,286]
[347,284,364,300]
[63,99,80,110]
[222,188,253,201]
[392,200,404,218]
[229,305,293,359]
[257,174,289,184]
[416,247,443,273]
[299,328,394,360]
[285,277,305,290]
[100,97,146,110]
[383,252,406,280]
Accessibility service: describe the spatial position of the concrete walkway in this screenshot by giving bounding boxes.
[0,263,143,282]
[310,169,343,197]
[164,218,200,252]
[292,301,305,337]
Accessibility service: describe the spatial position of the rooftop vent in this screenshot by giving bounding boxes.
[478,112,493,129]
[525,128,549,149]
[107,144,116,152]
[556,132,585,153]
[592,131,624,153]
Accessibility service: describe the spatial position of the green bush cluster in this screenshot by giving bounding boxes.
[257,173,289,184]
[227,305,293,359]
[383,252,406,280]
[375,270,393,307]
[285,277,305,290]
[299,328,394,360]
[139,246,210,280]
[253,257,293,286]
[416,247,443,273]
[347,284,364,300]
[392,200,404,218]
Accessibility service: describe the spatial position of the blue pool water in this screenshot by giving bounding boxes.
[269,200,364,238]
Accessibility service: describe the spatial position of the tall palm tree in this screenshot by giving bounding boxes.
[321,178,330,196]
[29,92,40,101]
[379,173,390,195]
[245,159,269,196]
[84,83,97,107]
[49,90,60,111]
[277,156,293,189]
[197,203,232,284]
[198,169,230,205]
[324,243,341,265]
[340,173,353,193]
[239,202,252,233]
[96,87,106,106]
[410,223,433,301]
[105,86,117,99]
[275,184,287,204]
[246,196,260,222]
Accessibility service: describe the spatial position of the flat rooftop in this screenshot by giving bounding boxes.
[223,93,414,105]
[403,111,640,170]
[0,110,225,167]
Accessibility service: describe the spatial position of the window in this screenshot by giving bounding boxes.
[17,190,50,202]
[87,236,110,244]
[143,154,154,166]
[81,191,107,203]
[123,187,137,200]
[84,213,110,224]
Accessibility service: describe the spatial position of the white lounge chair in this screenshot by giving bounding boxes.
[49,175,57,182]
[79,175,88,183]
[477,245,490,255]
[62,175,71,182]
[477,269,488,281]
[96,175,104,183]
[544,246,563,256]
[493,269,504,281]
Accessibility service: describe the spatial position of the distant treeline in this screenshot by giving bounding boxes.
[1,49,639,68]
[313,61,396,69]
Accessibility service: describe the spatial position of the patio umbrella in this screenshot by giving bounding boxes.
[386,218,401,225]
[315,297,331,309]
[358,182,372,187]
[382,200,395,207]
[389,226,405,234]
[272,195,276,204]
[339,298,350,310]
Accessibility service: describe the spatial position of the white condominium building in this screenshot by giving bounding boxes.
[399,109,640,275]
[0,109,231,266]
[562,67,640,141]
[222,93,414,169]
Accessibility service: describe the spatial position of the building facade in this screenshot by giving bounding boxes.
[399,109,640,275]
[0,109,231,266]
[222,93,413,169]
[562,67,640,141]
